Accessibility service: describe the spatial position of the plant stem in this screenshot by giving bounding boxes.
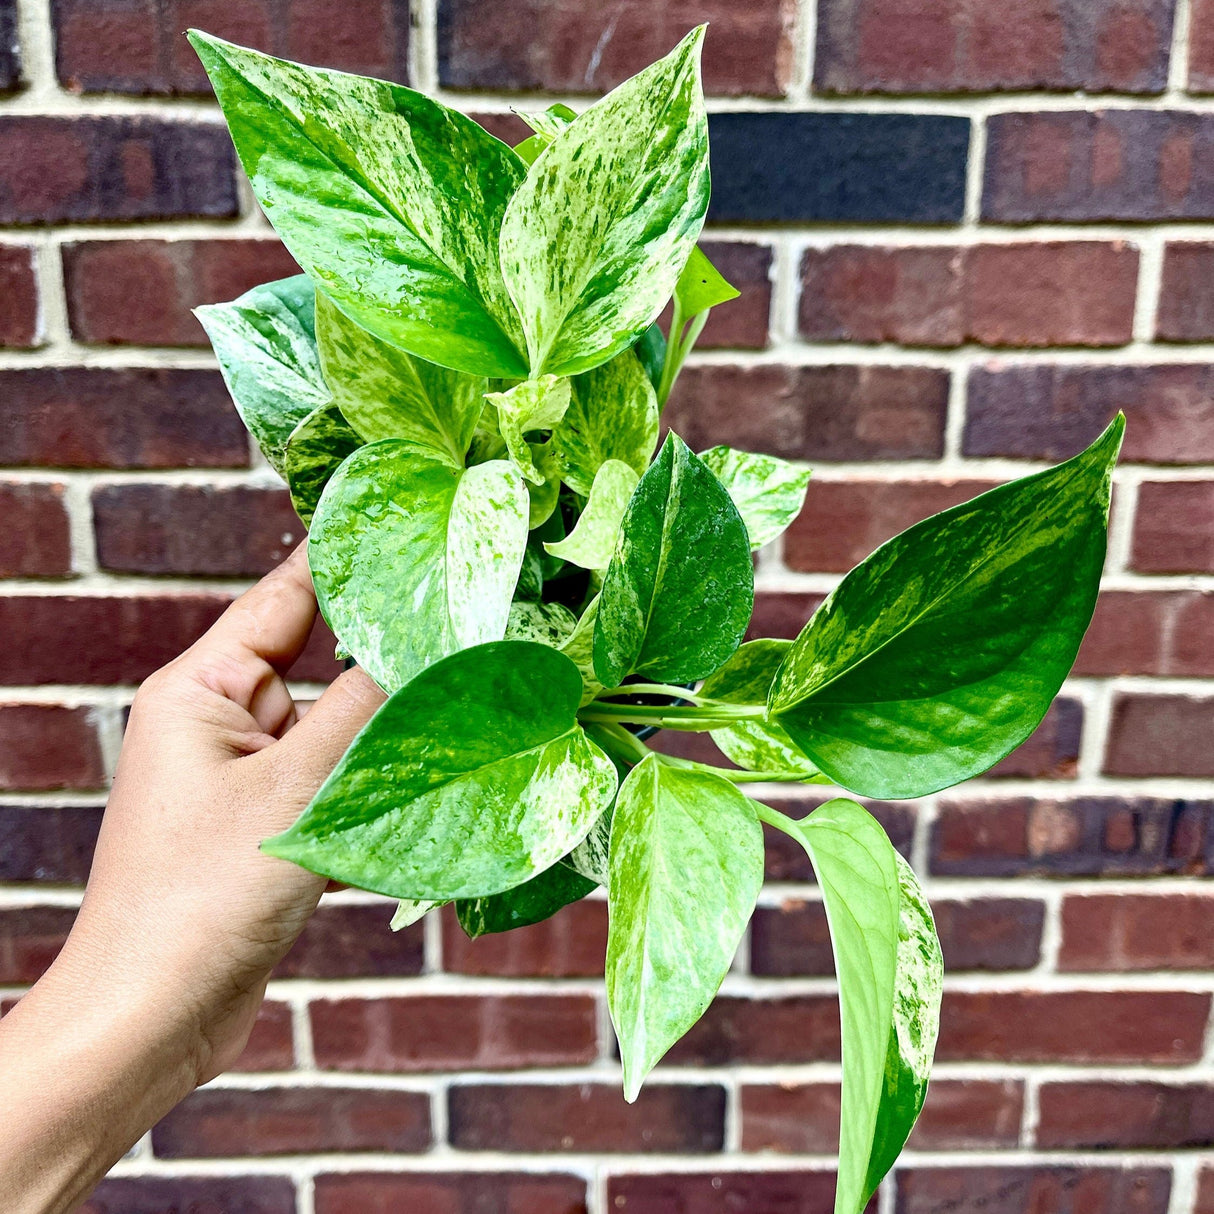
[598,682,707,702]
[655,296,685,408]
[751,801,808,835]
[587,721,653,766]
[579,701,766,732]
[660,753,829,784]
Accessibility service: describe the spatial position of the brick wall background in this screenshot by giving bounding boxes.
[1,1,1213,1211]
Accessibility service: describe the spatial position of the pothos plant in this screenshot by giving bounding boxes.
[190,26,1123,1213]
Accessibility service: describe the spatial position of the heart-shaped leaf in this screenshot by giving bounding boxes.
[699,446,812,550]
[545,459,639,571]
[263,642,618,900]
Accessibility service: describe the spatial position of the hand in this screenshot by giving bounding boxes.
[0,546,384,1213]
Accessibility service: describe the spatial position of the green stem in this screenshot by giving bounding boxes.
[598,682,707,703]
[660,754,829,784]
[656,301,712,410]
[752,801,808,835]
[579,701,766,732]
[588,721,653,766]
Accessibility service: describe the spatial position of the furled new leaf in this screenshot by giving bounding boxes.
[770,416,1125,799]
[499,27,710,377]
[675,245,740,316]
[486,375,571,485]
[780,799,941,1214]
[456,859,596,939]
[309,441,528,691]
[315,292,485,465]
[594,434,753,688]
[195,275,329,474]
[189,32,528,376]
[281,401,362,525]
[699,446,812,550]
[607,757,764,1100]
[544,460,639,571]
[512,102,577,165]
[263,642,618,899]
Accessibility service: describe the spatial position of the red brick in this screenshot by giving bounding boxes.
[53,0,410,95]
[750,896,1043,975]
[741,1078,1024,1152]
[447,1083,725,1152]
[232,1000,294,1072]
[0,483,71,577]
[274,903,424,978]
[0,803,102,883]
[80,1176,297,1214]
[1074,591,1214,676]
[0,704,104,790]
[1156,243,1214,339]
[896,1167,1171,1214]
[1198,1167,1214,1214]
[153,1085,430,1157]
[0,0,17,90]
[937,990,1209,1062]
[665,365,948,462]
[310,995,598,1072]
[93,484,305,576]
[1131,481,1214,572]
[437,0,794,97]
[932,796,1214,876]
[0,244,38,347]
[1190,0,1214,91]
[760,798,917,881]
[0,906,76,983]
[1060,893,1214,971]
[1039,1082,1214,1148]
[441,898,607,977]
[64,238,299,346]
[663,996,841,1066]
[746,592,826,642]
[0,368,248,469]
[985,698,1084,779]
[609,1171,857,1214]
[0,116,236,223]
[816,0,1175,94]
[1104,694,1214,777]
[799,243,1137,347]
[314,1172,587,1214]
[658,241,772,349]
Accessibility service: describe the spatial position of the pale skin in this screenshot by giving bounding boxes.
[0,546,385,1213]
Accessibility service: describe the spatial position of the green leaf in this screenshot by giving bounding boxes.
[281,401,363,526]
[770,416,1125,799]
[391,899,444,930]
[499,27,710,377]
[195,274,329,475]
[505,599,578,647]
[563,794,612,884]
[456,860,596,938]
[309,441,528,691]
[189,31,528,377]
[516,102,578,140]
[263,641,618,900]
[551,349,659,497]
[594,433,754,687]
[485,375,572,485]
[606,756,764,1100]
[700,640,821,778]
[675,245,740,316]
[544,460,639,571]
[525,443,562,527]
[315,291,485,466]
[699,446,812,550]
[780,799,940,1214]
[632,323,667,395]
[559,595,605,706]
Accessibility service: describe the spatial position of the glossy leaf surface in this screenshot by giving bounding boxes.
[607,756,763,1100]
[505,599,578,647]
[594,434,753,687]
[770,416,1125,798]
[544,460,639,571]
[281,401,362,525]
[456,859,596,938]
[699,445,812,550]
[499,28,710,377]
[189,32,528,376]
[264,642,617,899]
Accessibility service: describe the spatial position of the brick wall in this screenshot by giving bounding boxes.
[1,1,1213,1211]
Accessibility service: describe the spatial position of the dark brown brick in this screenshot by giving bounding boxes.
[274,903,424,978]
[984,110,1214,222]
[0,244,38,347]
[438,0,794,97]
[153,1086,431,1157]
[0,906,76,983]
[0,0,18,91]
[647,728,732,768]
[310,995,598,1072]
[761,798,917,881]
[64,238,299,346]
[0,803,103,883]
[0,368,248,469]
[1060,893,1214,971]
[816,0,1176,95]
[746,592,826,642]
[938,990,1209,1062]
[665,365,947,462]
[441,898,607,977]
[985,698,1084,779]
[1190,0,1214,91]
[314,1172,587,1214]
[93,484,305,576]
[0,705,104,790]
[1131,482,1214,572]
[896,1167,1172,1214]
[53,0,411,94]
[1156,242,1214,339]
[448,1083,725,1152]
[1038,1082,1214,1149]
[609,1171,857,1214]
[232,1000,294,1072]
[1075,591,1214,677]
[663,996,841,1066]
[932,796,1214,877]
[0,483,72,577]
[659,241,772,349]
[1105,694,1214,777]
[0,116,236,224]
[741,1078,1024,1152]
[1198,1166,1214,1214]
[965,364,1214,464]
[80,1176,297,1214]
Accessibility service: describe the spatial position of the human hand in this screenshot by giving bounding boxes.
[0,546,384,1212]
